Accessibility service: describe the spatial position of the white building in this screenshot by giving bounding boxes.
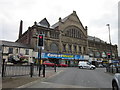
[0,40,34,64]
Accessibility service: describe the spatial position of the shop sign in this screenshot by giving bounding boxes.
[41,53,83,60]
[42,53,74,59]
[95,52,100,58]
[102,52,106,58]
[74,55,84,60]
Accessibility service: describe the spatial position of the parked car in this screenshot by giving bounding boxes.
[78,61,96,70]
[43,61,57,67]
[112,73,120,90]
[58,63,68,67]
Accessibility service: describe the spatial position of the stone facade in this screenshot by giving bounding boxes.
[16,11,88,57]
[16,11,118,63]
[88,36,118,60]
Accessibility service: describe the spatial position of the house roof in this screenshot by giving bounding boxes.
[0,40,32,49]
[51,16,69,29]
[51,11,84,29]
[37,18,50,28]
[88,36,105,43]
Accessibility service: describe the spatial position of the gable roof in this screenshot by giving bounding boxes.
[38,18,50,28]
[51,11,85,29]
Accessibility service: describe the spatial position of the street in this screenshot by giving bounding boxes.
[24,67,113,89]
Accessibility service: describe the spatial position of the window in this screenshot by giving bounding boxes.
[50,43,58,51]
[9,48,13,54]
[68,45,72,52]
[74,45,77,52]
[50,31,59,39]
[65,27,83,39]
[83,47,86,53]
[16,48,18,53]
[25,49,29,55]
[63,44,66,52]
[79,46,81,53]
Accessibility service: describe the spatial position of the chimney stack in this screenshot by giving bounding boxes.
[59,17,62,22]
[18,20,23,39]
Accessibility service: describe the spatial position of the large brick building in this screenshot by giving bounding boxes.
[16,11,118,66]
[88,36,118,63]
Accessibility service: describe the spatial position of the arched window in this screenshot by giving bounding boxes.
[68,44,72,52]
[74,45,77,52]
[64,26,83,39]
[63,44,66,52]
[50,43,58,51]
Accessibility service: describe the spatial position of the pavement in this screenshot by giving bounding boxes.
[2,67,63,89]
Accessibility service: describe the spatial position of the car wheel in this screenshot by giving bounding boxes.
[90,67,94,70]
[79,66,83,69]
[112,81,118,90]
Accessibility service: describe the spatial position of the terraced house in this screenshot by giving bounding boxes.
[0,40,33,64]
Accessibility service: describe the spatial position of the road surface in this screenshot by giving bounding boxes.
[25,67,113,89]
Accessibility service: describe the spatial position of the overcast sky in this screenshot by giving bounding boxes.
[0,0,119,45]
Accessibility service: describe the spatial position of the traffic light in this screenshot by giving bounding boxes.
[38,34,44,47]
[107,53,111,58]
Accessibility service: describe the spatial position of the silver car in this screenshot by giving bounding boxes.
[112,73,120,90]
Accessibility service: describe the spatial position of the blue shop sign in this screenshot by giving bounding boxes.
[112,60,120,63]
[38,53,84,60]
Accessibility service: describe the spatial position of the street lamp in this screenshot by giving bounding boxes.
[106,24,112,60]
[106,24,113,73]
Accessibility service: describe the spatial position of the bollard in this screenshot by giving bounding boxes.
[43,64,45,77]
[30,63,33,77]
[39,64,42,77]
[2,59,5,77]
[54,64,56,72]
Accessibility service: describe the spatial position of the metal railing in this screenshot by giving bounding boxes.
[106,66,120,74]
[2,60,56,77]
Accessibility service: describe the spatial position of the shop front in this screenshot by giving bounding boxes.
[39,53,84,67]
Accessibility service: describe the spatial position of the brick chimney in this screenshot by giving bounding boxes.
[18,20,23,39]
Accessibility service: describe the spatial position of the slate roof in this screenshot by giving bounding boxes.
[0,40,32,49]
[51,11,84,30]
[37,18,50,28]
[51,16,69,29]
[88,36,105,43]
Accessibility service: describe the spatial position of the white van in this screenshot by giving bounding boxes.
[78,61,96,69]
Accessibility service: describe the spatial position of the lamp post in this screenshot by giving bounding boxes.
[106,24,112,60]
[106,24,113,73]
